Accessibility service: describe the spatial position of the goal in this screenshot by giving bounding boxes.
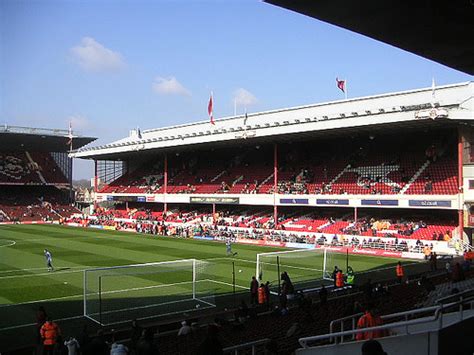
[256,248,335,292]
[83,259,216,326]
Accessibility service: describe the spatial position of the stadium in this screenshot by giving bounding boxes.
[1,1,474,355]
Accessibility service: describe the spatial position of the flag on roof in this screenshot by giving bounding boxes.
[336,78,346,93]
[208,92,215,125]
[243,111,248,126]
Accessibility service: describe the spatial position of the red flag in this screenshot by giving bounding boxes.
[208,93,215,125]
[336,78,345,93]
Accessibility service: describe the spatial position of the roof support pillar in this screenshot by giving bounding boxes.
[164,154,168,214]
[274,143,278,227]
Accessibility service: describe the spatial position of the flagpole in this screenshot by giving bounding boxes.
[68,121,73,153]
[345,79,348,100]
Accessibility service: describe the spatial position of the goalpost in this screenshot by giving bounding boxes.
[83,259,216,326]
[256,248,336,293]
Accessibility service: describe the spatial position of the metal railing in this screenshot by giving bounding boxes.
[223,338,271,354]
[299,292,474,348]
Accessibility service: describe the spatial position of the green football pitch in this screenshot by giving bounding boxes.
[0,224,413,350]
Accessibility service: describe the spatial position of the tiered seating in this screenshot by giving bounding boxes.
[98,134,458,197]
[320,221,350,234]
[28,152,68,184]
[405,158,458,194]
[0,152,41,183]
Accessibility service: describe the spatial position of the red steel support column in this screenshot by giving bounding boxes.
[212,203,216,224]
[164,154,168,214]
[94,160,98,193]
[354,207,358,224]
[274,143,278,226]
[458,129,464,237]
[93,160,98,210]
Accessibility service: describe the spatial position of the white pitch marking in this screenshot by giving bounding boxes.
[0,265,92,275]
[0,240,16,248]
[203,278,248,290]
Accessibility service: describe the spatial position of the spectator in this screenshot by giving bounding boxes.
[361,339,388,355]
[332,266,339,287]
[178,320,192,336]
[250,276,259,305]
[281,271,294,295]
[79,324,90,350]
[445,260,452,279]
[429,252,437,271]
[83,329,108,355]
[136,328,159,355]
[130,319,142,352]
[54,335,68,355]
[452,262,464,282]
[40,318,61,355]
[110,342,129,355]
[356,305,387,341]
[64,336,80,355]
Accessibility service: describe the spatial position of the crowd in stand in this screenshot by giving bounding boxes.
[98,134,459,196]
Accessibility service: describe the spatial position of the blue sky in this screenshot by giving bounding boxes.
[1,0,472,179]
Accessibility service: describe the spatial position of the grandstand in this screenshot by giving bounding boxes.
[0,125,96,222]
[71,82,473,259]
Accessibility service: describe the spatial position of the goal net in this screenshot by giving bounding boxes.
[256,248,336,293]
[84,259,216,326]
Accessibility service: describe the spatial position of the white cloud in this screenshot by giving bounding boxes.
[70,37,125,72]
[233,88,258,107]
[152,77,191,96]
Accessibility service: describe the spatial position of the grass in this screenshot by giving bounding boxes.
[0,224,410,350]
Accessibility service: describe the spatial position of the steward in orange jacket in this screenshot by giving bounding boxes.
[335,270,344,288]
[258,283,267,304]
[396,262,404,284]
[40,318,61,349]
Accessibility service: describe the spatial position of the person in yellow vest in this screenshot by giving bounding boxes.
[346,266,355,286]
[40,318,61,355]
[336,270,344,288]
[396,261,404,284]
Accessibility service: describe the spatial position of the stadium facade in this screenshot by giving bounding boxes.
[72,82,474,249]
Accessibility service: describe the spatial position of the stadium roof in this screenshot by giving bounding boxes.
[265,0,474,75]
[72,82,473,161]
[0,125,96,152]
